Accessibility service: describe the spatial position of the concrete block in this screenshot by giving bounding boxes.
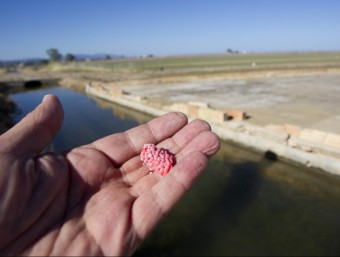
[90,81,128,96]
[188,101,210,108]
[265,124,286,134]
[125,95,147,102]
[284,124,301,136]
[168,103,190,115]
[198,107,228,123]
[288,136,314,152]
[109,88,128,96]
[187,104,199,117]
[289,136,340,158]
[223,121,246,132]
[227,109,246,121]
[266,123,301,137]
[247,125,289,144]
[299,129,327,144]
[324,133,340,149]
[91,81,106,89]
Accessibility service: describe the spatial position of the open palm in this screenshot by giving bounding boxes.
[0,95,220,256]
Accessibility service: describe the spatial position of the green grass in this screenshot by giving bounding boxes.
[60,52,340,76]
[102,52,339,68]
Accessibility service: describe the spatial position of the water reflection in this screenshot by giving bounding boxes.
[10,87,150,151]
[10,86,340,256]
[87,94,153,125]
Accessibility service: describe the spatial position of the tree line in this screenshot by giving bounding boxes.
[46,48,113,62]
[46,48,75,62]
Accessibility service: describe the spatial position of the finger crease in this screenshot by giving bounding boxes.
[123,131,139,155]
[146,122,161,143]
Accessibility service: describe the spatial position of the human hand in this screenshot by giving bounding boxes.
[0,94,220,256]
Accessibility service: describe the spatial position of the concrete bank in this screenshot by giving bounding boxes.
[85,83,340,176]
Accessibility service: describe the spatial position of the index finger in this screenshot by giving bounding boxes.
[91,112,188,166]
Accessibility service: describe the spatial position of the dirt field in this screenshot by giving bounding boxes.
[117,73,340,134]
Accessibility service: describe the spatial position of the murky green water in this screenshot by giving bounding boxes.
[11,87,340,256]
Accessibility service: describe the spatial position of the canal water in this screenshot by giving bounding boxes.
[10,86,340,256]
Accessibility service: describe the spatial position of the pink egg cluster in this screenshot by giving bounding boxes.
[140,143,176,176]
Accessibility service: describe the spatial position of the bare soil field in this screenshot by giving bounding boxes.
[117,73,340,134]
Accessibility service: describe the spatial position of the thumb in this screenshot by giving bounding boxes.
[0,94,64,155]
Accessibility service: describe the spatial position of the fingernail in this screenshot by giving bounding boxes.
[42,95,49,102]
[202,120,212,130]
[176,112,187,118]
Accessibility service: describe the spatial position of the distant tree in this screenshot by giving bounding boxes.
[65,53,76,62]
[105,55,111,60]
[39,59,49,66]
[226,48,239,54]
[46,48,62,62]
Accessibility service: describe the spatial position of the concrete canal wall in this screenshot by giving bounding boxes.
[85,82,340,176]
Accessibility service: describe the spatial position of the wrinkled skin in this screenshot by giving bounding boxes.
[0,95,220,256]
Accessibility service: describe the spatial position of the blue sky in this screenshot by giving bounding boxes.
[1,0,339,60]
